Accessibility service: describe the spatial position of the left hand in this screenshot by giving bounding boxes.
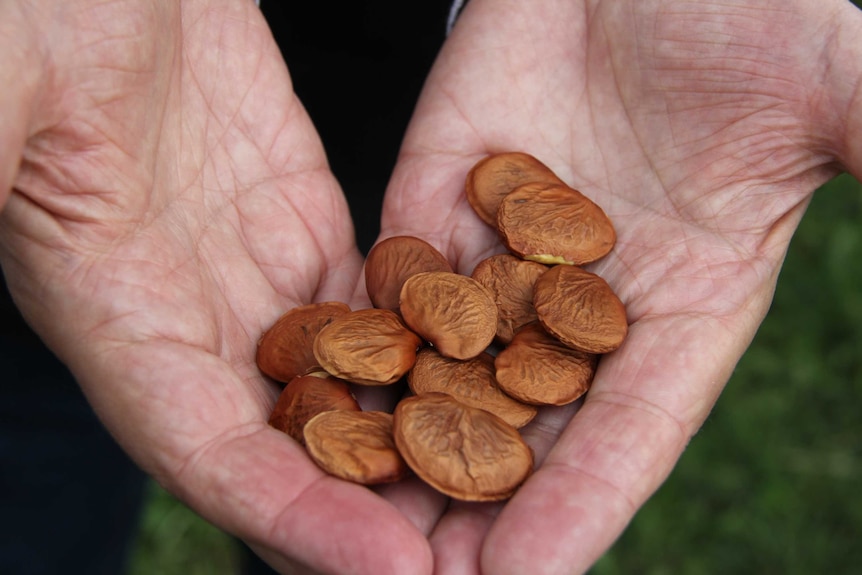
[375,0,862,573]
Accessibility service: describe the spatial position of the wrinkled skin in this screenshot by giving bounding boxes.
[0,2,424,574]
[378,0,862,573]
[1,1,861,574]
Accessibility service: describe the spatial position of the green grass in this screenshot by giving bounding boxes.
[127,174,862,573]
[128,481,239,575]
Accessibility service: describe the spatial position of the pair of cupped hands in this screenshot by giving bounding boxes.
[1,0,860,573]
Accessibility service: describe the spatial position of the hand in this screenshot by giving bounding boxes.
[0,1,431,573]
[379,0,862,573]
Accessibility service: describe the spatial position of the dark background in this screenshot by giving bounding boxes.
[260,1,453,254]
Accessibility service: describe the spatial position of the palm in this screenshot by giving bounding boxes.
[0,1,428,573]
[382,0,855,572]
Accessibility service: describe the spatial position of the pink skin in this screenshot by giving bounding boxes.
[376,0,862,573]
[2,0,861,574]
[0,2,427,574]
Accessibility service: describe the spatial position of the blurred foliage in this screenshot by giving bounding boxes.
[128,481,239,575]
[593,172,862,574]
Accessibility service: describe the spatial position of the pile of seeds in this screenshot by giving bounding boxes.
[256,152,626,501]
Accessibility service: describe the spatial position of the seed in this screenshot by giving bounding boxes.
[268,373,360,444]
[494,322,597,406]
[393,393,534,501]
[497,183,616,266]
[256,301,351,385]
[313,308,422,385]
[399,271,498,360]
[365,235,452,312]
[408,347,537,428]
[533,265,628,354]
[304,410,409,485]
[471,253,548,345]
[465,151,564,226]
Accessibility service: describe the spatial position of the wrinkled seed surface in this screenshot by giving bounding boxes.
[408,348,537,428]
[494,322,597,406]
[268,374,360,444]
[498,183,616,266]
[393,393,534,501]
[304,410,409,485]
[313,308,422,385]
[365,236,453,311]
[256,301,351,384]
[465,152,564,226]
[399,272,497,360]
[534,265,628,354]
[471,253,548,344]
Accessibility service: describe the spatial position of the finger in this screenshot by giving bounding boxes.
[76,333,432,575]
[418,401,581,573]
[428,502,500,575]
[373,476,449,536]
[179,426,432,575]
[479,309,757,575]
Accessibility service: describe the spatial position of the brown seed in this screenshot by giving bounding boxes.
[533,265,628,354]
[256,301,351,384]
[408,348,537,428]
[399,271,498,360]
[268,373,360,444]
[313,308,422,385]
[465,152,565,226]
[497,183,616,266]
[471,254,548,345]
[494,322,597,406]
[393,393,534,501]
[303,410,409,485]
[365,236,453,311]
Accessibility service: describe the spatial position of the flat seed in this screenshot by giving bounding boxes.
[408,348,537,428]
[471,253,548,344]
[393,393,534,501]
[304,411,409,485]
[268,374,360,444]
[494,322,597,406]
[399,271,498,360]
[498,183,616,266]
[256,301,351,384]
[465,152,564,226]
[313,308,422,385]
[533,265,628,354]
[365,236,452,311]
